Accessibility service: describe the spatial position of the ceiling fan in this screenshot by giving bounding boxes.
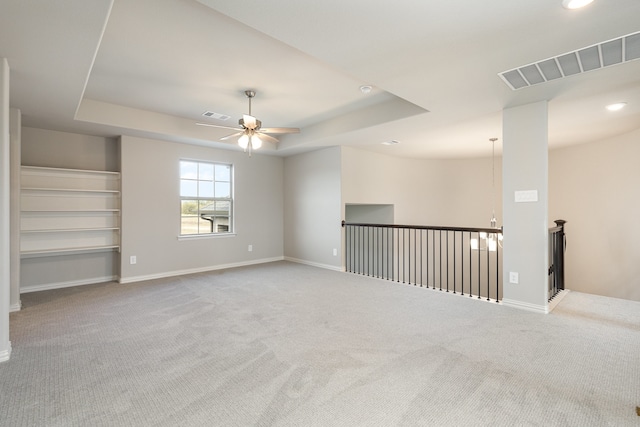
[196,90,300,154]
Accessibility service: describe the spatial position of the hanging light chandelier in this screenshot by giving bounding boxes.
[471,137,503,251]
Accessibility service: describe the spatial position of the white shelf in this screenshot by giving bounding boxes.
[22,187,120,194]
[21,227,120,234]
[21,166,120,191]
[21,245,120,258]
[21,165,120,175]
[20,166,121,257]
[22,209,120,213]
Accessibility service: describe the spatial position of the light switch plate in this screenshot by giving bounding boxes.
[515,190,538,203]
[509,271,519,284]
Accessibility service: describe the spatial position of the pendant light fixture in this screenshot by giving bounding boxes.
[471,137,503,251]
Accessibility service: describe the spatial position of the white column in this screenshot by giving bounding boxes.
[0,58,12,362]
[10,108,21,312]
[502,101,549,313]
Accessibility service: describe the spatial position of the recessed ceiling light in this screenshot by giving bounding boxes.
[381,140,400,146]
[360,85,373,94]
[606,102,627,111]
[562,0,594,9]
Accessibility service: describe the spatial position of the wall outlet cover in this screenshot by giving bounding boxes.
[509,271,519,284]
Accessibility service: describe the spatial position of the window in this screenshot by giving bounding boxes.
[180,160,232,235]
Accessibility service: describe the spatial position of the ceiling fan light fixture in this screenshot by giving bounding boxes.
[238,134,249,150]
[242,114,258,130]
[198,89,300,155]
[562,0,594,9]
[251,134,262,149]
[606,102,627,111]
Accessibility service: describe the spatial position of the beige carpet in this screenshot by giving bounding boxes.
[1,261,639,426]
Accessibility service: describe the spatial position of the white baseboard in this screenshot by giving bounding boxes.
[502,298,549,314]
[9,301,21,312]
[20,276,118,294]
[283,257,343,272]
[119,257,285,284]
[0,342,12,363]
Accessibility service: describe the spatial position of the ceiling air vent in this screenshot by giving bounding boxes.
[202,111,230,120]
[499,30,640,90]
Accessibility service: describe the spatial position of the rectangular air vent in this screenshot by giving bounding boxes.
[499,30,640,90]
[202,111,231,120]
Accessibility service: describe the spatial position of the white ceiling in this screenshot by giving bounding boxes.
[2,0,639,158]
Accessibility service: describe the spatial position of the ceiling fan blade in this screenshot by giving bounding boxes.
[196,122,239,131]
[220,131,244,141]
[243,114,257,130]
[256,132,280,144]
[260,127,300,134]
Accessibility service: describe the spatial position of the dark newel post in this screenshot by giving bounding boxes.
[554,220,567,291]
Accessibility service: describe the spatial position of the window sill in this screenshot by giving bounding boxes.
[178,233,236,241]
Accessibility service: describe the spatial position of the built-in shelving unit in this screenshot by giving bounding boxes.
[20,166,121,258]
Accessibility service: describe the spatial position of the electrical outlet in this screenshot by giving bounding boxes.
[332,248,338,256]
[248,245,253,252]
[130,256,137,265]
[509,272,519,284]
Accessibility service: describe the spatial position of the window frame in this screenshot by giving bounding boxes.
[179,159,234,237]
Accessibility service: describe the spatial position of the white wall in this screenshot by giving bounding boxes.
[22,127,119,172]
[341,146,502,228]
[21,253,118,291]
[9,109,20,311]
[345,204,394,224]
[1,58,11,362]
[549,128,640,301]
[283,147,342,270]
[120,135,284,282]
[502,102,549,313]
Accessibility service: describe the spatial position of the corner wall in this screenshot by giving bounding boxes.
[549,128,640,301]
[283,147,342,269]
[9,109,20,311]
[1,58,11,362]
[120,136,284,282]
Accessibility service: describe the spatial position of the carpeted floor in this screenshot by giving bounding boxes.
[1,261,639,426]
